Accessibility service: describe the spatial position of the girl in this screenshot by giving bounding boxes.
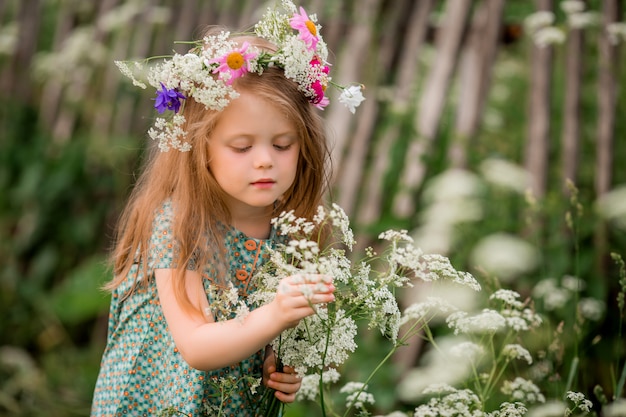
[92,2,363,416]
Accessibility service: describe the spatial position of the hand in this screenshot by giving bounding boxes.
[271,274,335,329]
[263,350,301,403]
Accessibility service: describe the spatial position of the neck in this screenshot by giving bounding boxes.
[230,206,273,239]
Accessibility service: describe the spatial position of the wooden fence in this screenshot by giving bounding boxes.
[1,0,624,232]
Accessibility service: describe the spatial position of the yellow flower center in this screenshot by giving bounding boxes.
[305,20,317,36]
[226,52,245,70]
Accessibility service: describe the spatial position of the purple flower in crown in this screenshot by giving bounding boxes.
[290,7,319,51]
[209,41,258,85]
[154,83,186,113]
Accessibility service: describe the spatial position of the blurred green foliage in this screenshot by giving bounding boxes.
[0,101,139,415]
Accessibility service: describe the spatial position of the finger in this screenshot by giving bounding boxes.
[282,365,296,374]
[270,371,300,384]
[274,389,297,403]
[268,379,301,395]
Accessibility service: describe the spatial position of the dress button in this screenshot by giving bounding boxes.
[244,240,257,251]
[236,269,249,281]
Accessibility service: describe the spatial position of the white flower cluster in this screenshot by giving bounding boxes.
[274,307,357,378]
[206,281,250,322]
[607,23,626,45]
[249,203,481,406]
[413,386,484,417]
[400,296,458,326]
[148,114,191,152]
[502,344,533,365]
[565,391,593,413]
[524,11,565,48]
[339,381,376,410]
[501,377,546,404]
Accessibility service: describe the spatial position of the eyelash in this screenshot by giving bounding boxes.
[232,144,292,153]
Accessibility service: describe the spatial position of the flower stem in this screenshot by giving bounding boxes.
[341,342,400,417]
[564,356,579,396]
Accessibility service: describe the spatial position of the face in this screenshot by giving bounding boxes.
[207,90,300,217]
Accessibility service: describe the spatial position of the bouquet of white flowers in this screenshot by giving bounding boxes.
[248,204,482,416]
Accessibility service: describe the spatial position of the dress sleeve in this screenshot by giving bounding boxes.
[147,201,196,270]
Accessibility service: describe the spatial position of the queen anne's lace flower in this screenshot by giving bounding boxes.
[116,0,364,152]
[501,377,545,404]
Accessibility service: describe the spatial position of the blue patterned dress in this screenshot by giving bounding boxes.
[91,201,276,416]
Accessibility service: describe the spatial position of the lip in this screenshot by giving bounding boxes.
[251,178,276,188]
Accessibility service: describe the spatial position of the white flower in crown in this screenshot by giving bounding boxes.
[115,0,364,152]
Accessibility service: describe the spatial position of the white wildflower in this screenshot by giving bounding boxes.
[0,21,18,56]
[560,1,585,14]
[275,308,357,377]
[398,336,474,402]
[562,275,586,292]
[567,12,599,29]
[420,254,481,291]
[421,383,457,395]
[596,184,626,229]
[490,289,525,309]
[524,11,555,34]
[413,387,484,417]
[296,374,320,401]
[479,158,531,194]
[470,233,539,283]
[533,27,566,47]
[501,377,545,404]
[114,60,147,88]
[566,391,593,412]
[578,297,605,321]
[338,84,365,114]
[340,382,375,409]
[148,114,191,152]
[491,402,528,417]
[329,203,355,248]
[502,344,533,364]
[248,377,261,394]
[401,297,458,325]
[532,278,571,310]
[379,229,413,243]
[607,23,626,45]
[446,309,506,335]
[449,341,484,361]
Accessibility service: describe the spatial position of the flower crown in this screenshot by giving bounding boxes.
[115,0,365,152]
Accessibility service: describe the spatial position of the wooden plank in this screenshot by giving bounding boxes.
[524,0,554,198]
[325,0,382,184]
[561,19,583,193]
[450,0,504,168]
[358,0,434,226]
[595,0,619,197]
[417,0,472,141]
[394,0,473,217]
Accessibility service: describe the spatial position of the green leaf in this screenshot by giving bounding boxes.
[49,256,111,324]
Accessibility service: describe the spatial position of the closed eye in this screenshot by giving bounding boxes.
[273,144,293,151]
[232,146,251,153]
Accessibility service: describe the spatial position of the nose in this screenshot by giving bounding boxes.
[254,145,273,169]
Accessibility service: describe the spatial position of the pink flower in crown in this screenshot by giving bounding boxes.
[209,41,258,85]
[290,7,319,51]
[309,57,330,109]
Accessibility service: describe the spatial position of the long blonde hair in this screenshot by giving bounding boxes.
[105,29,332,310]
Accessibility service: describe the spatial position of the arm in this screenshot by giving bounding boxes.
[155,268,334,371]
